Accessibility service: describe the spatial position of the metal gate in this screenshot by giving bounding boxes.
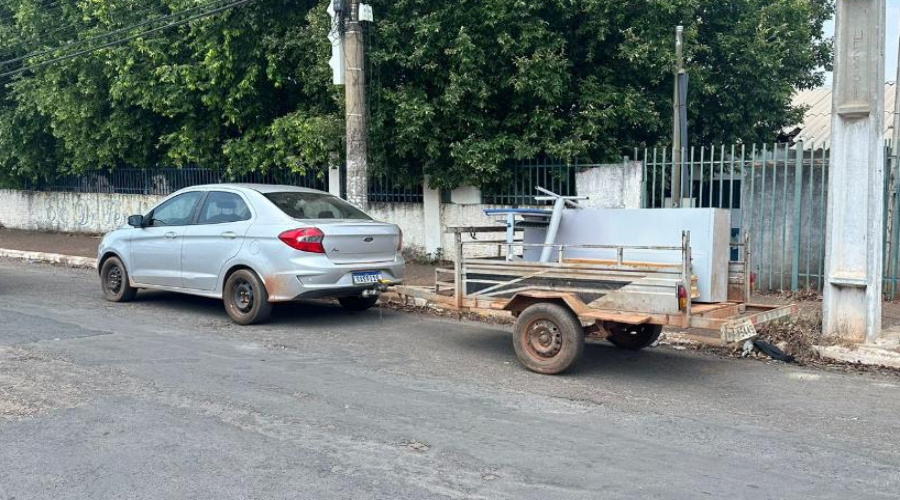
[635,142,898,295]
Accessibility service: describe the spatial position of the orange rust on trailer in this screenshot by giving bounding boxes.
[579,310,652,325]
[689,303,744,319]
[501,291,587,316]
[562,258,681,269]
[502,291,653,326]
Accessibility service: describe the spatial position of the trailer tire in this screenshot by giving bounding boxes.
[606,322,662,351]
[513,303,584,374]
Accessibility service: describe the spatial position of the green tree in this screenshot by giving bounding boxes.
[0,0,832,189]
[0,0,341,184]
[368,0,832,187]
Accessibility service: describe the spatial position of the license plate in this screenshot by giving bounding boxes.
[352,272,382,285]
[721,318,758,343]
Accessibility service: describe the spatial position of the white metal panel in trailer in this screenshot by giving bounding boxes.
[523,208,731,303]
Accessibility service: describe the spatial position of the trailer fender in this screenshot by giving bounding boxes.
[503,292,586,318]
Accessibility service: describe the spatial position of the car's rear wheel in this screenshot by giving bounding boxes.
[223,269,272,325]
[338,295,378,312]
[101,256,137,302]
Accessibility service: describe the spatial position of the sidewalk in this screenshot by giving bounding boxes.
[0,227,440,283]
[0,228,100,258]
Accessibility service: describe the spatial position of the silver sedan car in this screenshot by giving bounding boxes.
[97,184,405,324]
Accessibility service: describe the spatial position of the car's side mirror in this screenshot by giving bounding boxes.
[127,215,144,228]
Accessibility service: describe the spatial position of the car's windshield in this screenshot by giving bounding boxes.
[264,192,372,220]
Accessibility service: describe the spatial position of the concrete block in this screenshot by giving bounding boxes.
[576,161,643,209]
[449,186,482,205]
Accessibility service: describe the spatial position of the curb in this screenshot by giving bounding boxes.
[386,286,900,370]
[0,248,97,269]
[815,344,900,369]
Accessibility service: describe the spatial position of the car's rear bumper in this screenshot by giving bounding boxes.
[262,258,405,302]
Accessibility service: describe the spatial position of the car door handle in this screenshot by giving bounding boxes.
[164,231,177,240]
[221,231,237,239]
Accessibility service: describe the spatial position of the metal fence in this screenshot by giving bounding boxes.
[636,142,900,297]
[481,159,581,205]
[25,167,328,196]
[368,172,424,203]
[329,163,426,203]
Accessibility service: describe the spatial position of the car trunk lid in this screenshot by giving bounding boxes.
[316,221,400,264]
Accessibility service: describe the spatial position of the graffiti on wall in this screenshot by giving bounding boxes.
[33,193,162,233]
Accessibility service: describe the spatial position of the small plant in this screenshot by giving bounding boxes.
[402,245,447,265]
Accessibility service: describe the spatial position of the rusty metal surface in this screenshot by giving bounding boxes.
[714,304,798,343]
[427,226,787,334]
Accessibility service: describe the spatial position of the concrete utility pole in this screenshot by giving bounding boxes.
[344,0,368,208]
[886,23,900,280]
[671,26,685,207]
[823,0,886,343]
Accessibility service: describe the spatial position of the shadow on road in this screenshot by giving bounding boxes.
[132,290,378,325]
[126,290,710,383]
[443,326,709,383]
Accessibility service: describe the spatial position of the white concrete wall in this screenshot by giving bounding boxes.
[0,189,163,234]
[366,201,427,251]
[0,161,643,259]
[576,161,643,209]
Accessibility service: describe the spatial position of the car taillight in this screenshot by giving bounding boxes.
[279,228,325,253]
[677,284,688,311]
[397,228,403,251]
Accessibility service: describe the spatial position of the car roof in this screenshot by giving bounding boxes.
[181,183,329,195]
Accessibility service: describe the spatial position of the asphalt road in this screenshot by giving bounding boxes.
[1,259,899,500]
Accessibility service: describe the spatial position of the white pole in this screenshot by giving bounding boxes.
[823,0,886,343]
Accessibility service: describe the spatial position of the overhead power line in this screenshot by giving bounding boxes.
[0,0,258,79]
[0,0,162,59]
[0,0,242,70]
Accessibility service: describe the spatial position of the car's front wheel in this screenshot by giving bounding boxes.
[223,269,272,325]
[338,295,378,312]
[100,256,137,302]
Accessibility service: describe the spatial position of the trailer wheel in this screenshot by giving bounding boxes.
[606,322,662,351]
[513,303,584,374]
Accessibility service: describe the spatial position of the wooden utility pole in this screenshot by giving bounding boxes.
[344,0,368,208]
[671,26,684,207]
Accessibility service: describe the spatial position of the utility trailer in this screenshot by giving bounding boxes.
[406,225,797,374]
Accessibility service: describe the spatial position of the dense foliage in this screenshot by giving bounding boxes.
[0,0,832,188]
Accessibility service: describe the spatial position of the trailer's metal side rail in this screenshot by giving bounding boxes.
[446,227,695,313]
[433,225,790,344]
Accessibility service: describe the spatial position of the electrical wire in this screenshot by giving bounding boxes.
[0,0,258,79]
[0,0,231,69]
[0,0,238,70]
[0,0,160,57]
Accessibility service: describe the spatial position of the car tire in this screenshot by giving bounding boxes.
[338,295,379,312]
[513,303,584,375]
[223,269,272,325]
[605,322,662,350]
[100,256,137,302]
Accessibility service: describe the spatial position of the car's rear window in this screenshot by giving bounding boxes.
[264,192,372,220]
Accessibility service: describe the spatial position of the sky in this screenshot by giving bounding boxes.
[822,0,900,85]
